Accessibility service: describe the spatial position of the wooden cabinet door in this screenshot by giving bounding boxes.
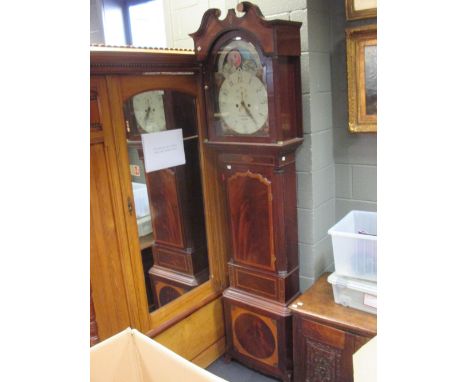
[91,142,133,339]
[223,164,276,272]
[90,76,140,340]
[294,316,356,382]
[219,152,299,275]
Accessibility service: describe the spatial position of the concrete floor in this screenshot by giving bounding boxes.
[207,357,278,382]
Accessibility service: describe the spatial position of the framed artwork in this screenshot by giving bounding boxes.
[345,0,377,20]
[346,24,377,133]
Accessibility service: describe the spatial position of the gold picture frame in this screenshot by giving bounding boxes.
[345,0,377,21]
[346,24,377,133]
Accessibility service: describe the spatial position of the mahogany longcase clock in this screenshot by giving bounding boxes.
[191,3,303,381]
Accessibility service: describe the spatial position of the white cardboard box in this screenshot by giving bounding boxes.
[90,328,227,382]
[353,336,377,382]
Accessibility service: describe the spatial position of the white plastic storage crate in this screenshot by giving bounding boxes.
[328,210,377,281]
[136,215,152,237]
[132,182,150,219]
[327,272,377,315]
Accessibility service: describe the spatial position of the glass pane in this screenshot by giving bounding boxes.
[129,0,166,47]
[123,90,209,313]
[213,38,269,137]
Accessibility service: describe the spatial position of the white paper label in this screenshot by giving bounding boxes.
[141,129,186,173]
[363,293,377,308]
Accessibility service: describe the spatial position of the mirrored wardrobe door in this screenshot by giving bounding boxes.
[107,74,210,330]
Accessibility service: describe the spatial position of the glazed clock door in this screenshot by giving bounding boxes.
[106,74,210,330]
[218,68,268,135]
[206,32,272,143]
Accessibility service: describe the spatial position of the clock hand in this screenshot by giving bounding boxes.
[240,99,258,125]
[239,89,258,125]
[144,106,151,122]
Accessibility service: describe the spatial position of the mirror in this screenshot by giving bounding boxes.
[123,89,209,313]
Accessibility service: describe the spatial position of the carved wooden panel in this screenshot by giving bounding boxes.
[146,168,184,248]
[226,171,275,271]
[305,339,342,382]
[231,305,278,367]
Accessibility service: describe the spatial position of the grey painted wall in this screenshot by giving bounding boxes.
[297,0,336,291]
[330,0,377,221]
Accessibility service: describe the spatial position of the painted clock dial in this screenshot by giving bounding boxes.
[214,39,269,136]
[132,90,167,133]
[218,70,268,134]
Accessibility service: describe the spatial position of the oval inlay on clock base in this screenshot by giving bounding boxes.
[234,313,276,359]
[159,286,182,307]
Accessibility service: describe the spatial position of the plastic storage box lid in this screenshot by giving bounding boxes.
[327,210,377,241]
[327,272,377,294]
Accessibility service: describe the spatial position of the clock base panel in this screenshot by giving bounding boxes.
[223,288,294,382]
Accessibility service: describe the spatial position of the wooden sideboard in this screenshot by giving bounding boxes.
[289,273,377,382]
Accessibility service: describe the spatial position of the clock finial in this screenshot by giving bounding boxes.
[236,1,265,18]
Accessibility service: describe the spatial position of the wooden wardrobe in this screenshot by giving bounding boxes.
[90,46,230,367]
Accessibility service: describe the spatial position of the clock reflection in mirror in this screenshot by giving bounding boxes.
[122,90,209,313]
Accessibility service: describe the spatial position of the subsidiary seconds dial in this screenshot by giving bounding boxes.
[218,70,268,135]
